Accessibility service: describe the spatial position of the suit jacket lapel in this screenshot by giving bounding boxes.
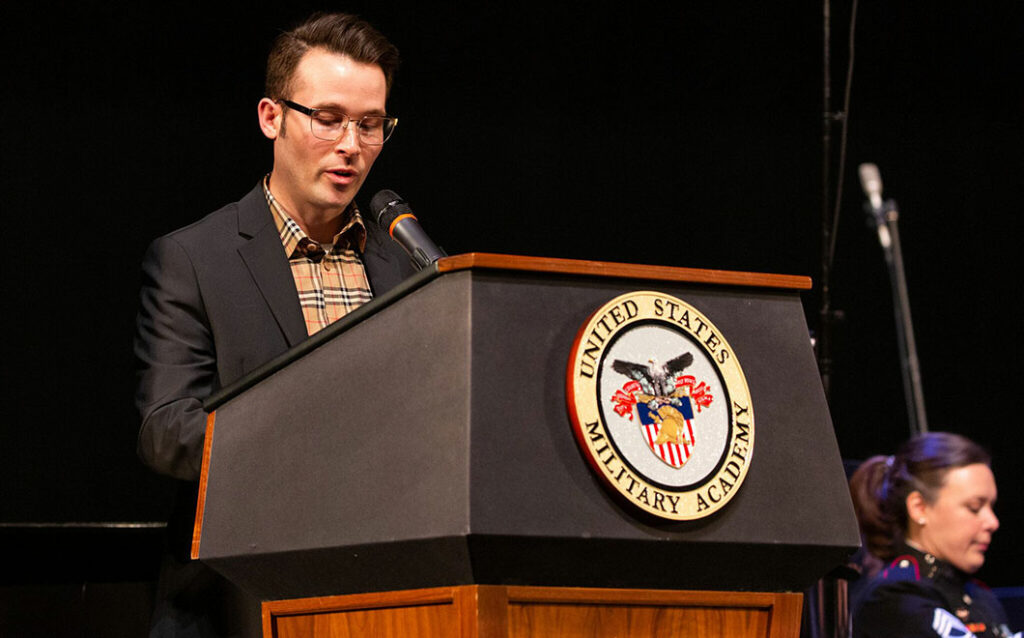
[362,219,410,297]
[235,185,307,347]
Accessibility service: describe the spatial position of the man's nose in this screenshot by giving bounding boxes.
[334,123,360,153]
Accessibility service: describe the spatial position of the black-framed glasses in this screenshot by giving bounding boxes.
[279,99,398,145]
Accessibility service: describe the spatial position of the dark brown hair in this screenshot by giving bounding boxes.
[265,12,400,100]
[849,432,990,561]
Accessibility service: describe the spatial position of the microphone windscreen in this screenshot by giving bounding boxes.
[858,163,883,197]
[370,189,411,227]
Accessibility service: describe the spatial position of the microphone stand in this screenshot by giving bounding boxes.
[866,200,929,436]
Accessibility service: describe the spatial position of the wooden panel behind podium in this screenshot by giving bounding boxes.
[263,586,802,638]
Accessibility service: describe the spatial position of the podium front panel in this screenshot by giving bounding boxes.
[196,267,858,600]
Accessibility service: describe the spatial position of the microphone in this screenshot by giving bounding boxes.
[370,189,446,270]
[858,163,884,214]
[858,162,891,248]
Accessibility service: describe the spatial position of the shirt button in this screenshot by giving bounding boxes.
[323,262,332,271]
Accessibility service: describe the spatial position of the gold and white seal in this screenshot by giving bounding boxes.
[566,291,754,520]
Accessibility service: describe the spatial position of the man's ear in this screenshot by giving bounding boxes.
[257,98,281,140]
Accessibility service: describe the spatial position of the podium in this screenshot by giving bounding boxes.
[192,254,859,638]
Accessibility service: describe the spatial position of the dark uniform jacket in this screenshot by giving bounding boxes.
[852,544,1016,638]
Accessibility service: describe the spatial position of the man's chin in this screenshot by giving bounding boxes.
[312,190,357,213]
[319,183,362,208]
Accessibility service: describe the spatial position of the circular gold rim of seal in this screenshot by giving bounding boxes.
[566,290,754,521]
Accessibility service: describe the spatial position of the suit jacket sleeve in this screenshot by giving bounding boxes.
[134,235,217,481]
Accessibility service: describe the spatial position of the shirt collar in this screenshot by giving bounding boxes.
[262,175,368,258]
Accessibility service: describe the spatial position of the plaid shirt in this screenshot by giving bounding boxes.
[263,178,373,335]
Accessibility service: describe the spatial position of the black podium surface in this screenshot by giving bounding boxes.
[193,254,859,602]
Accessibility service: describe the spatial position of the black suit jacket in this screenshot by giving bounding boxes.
[135,183,415,481]
[134,184,415,637]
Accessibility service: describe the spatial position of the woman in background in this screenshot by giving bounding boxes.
[849,432,1018,638]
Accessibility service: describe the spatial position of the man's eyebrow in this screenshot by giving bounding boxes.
[312,102,388,116]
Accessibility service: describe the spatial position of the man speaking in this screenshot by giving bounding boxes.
[134,13,416,636]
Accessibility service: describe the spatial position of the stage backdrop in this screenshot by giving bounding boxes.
[2,2,1021,587]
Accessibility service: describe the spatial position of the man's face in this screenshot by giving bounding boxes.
[260,48,388,223]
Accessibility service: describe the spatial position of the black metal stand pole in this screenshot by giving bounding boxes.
[809,3,852,637]
[818,0,835,403]
[870,201,929,435]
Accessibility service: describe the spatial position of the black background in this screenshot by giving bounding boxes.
[3,2,1021,587]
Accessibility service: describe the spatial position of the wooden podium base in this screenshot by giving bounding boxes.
[263,585,803,638]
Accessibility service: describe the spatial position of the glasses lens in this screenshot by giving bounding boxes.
[309,111,346,141]
[357,117,385,144]
[357,117,398,145]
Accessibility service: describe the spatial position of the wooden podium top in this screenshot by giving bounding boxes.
[437,253,812,290]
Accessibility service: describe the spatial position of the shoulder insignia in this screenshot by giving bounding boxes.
[931,607,975,637]
[882,554,921,581]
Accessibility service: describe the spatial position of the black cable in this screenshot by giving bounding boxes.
[828,0,859,267]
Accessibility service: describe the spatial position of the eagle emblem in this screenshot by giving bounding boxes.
[611,353,714,468]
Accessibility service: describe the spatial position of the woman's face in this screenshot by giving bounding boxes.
[911,463,999,573]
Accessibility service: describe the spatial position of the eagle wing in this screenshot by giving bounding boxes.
[611,359,655,395]
[663,352,694,377]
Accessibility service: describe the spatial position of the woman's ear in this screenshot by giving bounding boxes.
[906,490,928,527]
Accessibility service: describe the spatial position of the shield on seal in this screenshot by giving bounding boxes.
[635,394,695,468]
